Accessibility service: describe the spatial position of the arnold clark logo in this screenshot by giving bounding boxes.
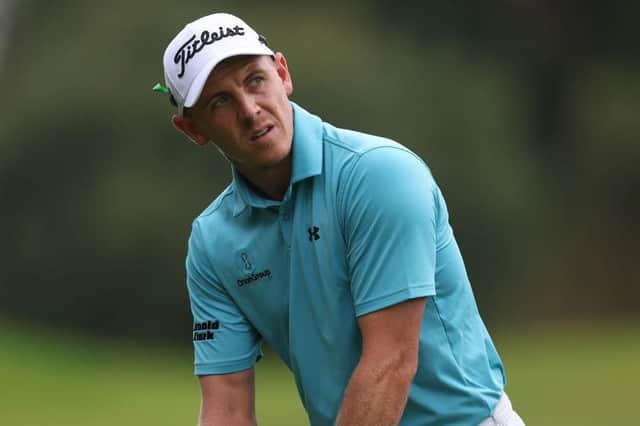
[192,320,219,342]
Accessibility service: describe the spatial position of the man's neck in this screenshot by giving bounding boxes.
[237,157,292,201]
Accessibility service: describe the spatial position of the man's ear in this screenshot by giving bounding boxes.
[171,114,208,146]
[274,52,293,96]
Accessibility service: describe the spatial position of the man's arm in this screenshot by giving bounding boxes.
[335,297,426,426]
[198,368,257,426]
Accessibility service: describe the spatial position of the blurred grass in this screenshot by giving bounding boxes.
[0,317,638,425]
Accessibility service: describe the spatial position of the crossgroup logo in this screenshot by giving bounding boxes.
[192,320,219,342]
[237,269,272,287]
[235,250,272,287]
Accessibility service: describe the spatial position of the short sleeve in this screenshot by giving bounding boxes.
[186,220,262,375]
[342,146,438,317]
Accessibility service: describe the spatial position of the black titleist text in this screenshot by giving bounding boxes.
[174,26,245,78]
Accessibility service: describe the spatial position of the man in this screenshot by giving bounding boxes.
[156,12,524,426]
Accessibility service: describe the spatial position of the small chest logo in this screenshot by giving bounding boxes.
[308,226,320,241]
[237,269,272,287]
[240,252,253,272]
[235,250,271,287]
[237,251,255,273]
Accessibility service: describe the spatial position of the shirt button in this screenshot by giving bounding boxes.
[282,213,290,221]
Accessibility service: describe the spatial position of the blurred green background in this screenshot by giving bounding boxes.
[1,1,639,424]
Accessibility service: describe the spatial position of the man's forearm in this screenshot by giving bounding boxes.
[335,357,415,426]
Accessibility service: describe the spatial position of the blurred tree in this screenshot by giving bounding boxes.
[371,0,639,162]
[0,0,19,70]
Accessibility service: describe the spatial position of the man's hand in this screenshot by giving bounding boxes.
[335,297,426,426]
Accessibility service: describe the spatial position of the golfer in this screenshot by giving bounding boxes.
[157,12,524,426]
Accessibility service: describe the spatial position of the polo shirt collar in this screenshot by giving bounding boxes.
[232,101,324,216]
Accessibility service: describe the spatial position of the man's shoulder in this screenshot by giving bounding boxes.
[322,122,408,157]
[187,184,239,260]
[193,183,235,226]
[319,121,428,180]
[294,101,415,161]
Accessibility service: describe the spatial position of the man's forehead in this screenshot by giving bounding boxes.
[207,55,271,85]
[192,54,275,109]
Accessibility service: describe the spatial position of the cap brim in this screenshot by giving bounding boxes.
[183,44,275,109]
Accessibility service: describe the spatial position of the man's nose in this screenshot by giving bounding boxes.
[237,93,260,122]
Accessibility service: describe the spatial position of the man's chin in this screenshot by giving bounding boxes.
[256,153,291,170]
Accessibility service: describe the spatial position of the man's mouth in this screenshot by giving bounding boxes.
[251,125,273,142]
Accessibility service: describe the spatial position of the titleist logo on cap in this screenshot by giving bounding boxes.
[174,25,245,78]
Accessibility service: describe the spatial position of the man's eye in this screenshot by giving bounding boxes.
[211,95,230,108]
[249,76,264,87]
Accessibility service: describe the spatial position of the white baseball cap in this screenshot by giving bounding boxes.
[161,13,274,112]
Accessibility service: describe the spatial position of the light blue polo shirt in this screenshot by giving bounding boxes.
[186,102,506,425]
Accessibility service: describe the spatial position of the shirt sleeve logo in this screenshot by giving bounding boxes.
[192,320,219,342]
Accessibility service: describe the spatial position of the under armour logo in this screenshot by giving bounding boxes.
[308,226,320,241]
